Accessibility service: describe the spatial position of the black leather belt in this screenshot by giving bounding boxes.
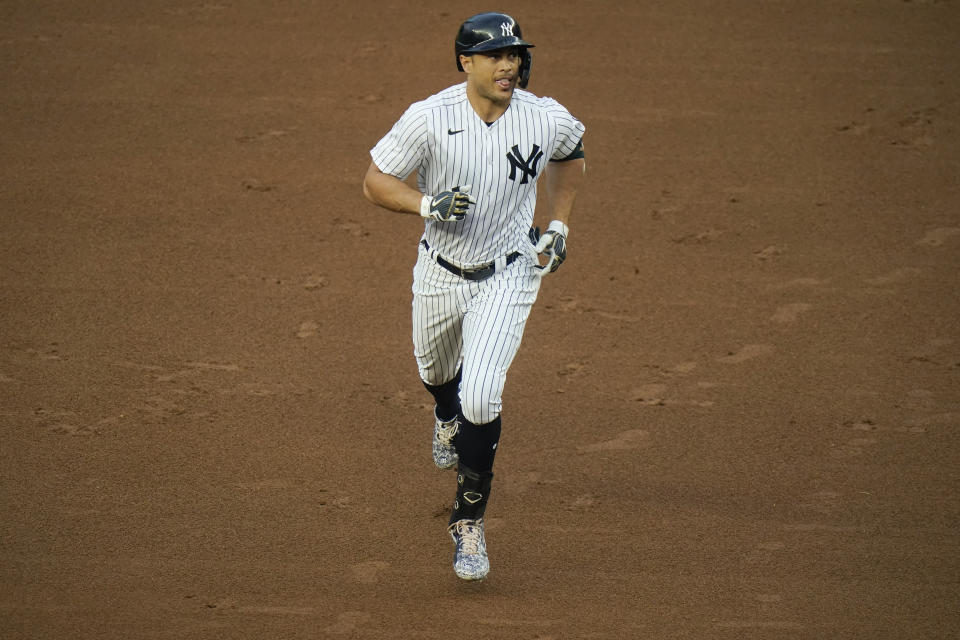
[421,240,519,282]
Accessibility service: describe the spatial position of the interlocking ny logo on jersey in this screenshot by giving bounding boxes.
[500,22,514,37]
[506,144,543,184]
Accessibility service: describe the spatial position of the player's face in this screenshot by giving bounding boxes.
[462,47,522,106]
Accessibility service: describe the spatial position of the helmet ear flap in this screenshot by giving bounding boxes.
[518,49,532,88]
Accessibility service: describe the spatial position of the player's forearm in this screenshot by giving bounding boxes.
[363,163,423,215]
[544,158,585,225]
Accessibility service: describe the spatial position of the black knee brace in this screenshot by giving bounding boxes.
[423,369,462,422]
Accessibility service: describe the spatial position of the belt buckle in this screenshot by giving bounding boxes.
[426,243,508,282]
[463,264,487,280]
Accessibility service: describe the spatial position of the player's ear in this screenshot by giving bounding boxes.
[459,54,473,72]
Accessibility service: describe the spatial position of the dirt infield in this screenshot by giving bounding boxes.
[2,1,959,638]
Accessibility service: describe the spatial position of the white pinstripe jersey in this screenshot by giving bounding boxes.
[370,83,585,267]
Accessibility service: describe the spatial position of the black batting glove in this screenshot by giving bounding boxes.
[534,220,569,273]
[420,185,476,222]
[528,225,541,245]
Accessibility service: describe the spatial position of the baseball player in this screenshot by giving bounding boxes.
[362,12,585,581]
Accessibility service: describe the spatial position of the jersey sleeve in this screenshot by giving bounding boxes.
[542,97,586,161]
[369,105,429,180]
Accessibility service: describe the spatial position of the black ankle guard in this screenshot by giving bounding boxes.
[449,463,493,526]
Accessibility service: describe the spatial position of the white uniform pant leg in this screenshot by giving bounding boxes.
[458,258,541,425]
[412,247,466,386]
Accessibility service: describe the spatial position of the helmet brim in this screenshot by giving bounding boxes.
[457,37,534,56]
[455,38,534,71]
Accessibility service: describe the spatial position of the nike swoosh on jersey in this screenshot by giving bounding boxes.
[448,128,464,135]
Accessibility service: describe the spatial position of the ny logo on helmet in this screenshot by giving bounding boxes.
[500,22,514,37]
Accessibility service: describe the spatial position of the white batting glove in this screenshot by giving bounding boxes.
[534,220,569,273]
[420,185,476,222]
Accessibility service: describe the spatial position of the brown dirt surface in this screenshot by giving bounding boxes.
[2,1,959,638]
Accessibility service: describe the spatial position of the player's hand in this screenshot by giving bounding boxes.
[534,220,568,273]
[420,185,475,222]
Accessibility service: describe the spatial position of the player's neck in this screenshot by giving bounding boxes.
[465,85,510,124]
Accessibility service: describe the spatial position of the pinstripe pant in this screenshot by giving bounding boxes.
[412,244,541,425]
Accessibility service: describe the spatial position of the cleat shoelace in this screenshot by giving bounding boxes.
[435,417,460,445]
[453,519,485,555]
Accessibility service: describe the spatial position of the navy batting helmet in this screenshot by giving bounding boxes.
[455,12,534,88]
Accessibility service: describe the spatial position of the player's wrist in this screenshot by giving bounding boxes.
[420,194,432,218]
[547,219,569,239]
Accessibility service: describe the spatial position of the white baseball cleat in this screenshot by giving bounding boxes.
[449,518,489,580]
[433,414,460,470]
